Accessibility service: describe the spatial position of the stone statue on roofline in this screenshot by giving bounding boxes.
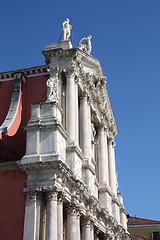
[62,18,72,41]
[78,35,92,55]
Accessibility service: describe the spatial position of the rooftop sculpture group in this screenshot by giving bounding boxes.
[62,18,92,55]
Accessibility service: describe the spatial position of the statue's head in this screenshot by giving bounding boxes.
[66,18,69,22]
[88,35,92,39]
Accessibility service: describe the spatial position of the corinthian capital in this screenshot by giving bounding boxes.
[64,67,76,79]
[108,136,116,147]
[57,191,66,203]
[80,91,88,100]
[47,190,58,202]
[67,206,78,216]
[25,190,37,202]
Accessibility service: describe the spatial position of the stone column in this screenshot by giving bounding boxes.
[90,223,94,240]
[66,70,76,141]
[67,207,80,240]
[46,190,58,240]
[104,129,109,186]
[23,191,38,240]
[57,192,64,240]
[41,206,47,240]
[98,126,108,185]
[87,99,92,161]
[120,207,127,230]
[76,213,81,240]
[82,219,91,240]
[80,92,90,158]
[108,137,117,196]
[75,78,79,145]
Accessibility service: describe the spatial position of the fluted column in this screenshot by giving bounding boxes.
[23,191,38,240]
[108,137,117,196]
[46,190,58,240]
[66,70,76,141]
[67,207,80,240]
[80,92,90,158]
[57,192,64,240]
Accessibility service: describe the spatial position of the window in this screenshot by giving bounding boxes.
[152,231,160,240]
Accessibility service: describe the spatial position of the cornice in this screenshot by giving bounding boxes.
[0,160,19,171]
[0,65,49,82]
[128,224,160,229]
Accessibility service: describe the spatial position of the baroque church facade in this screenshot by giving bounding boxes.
[0,20,130,240]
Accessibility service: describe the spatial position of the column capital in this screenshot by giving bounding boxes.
[67,205,78,216]
[82,218,91,227]
[108,136,116,147]
[64,67,76,78]
[49,65,59,76]
[47,190,58,202]
[80,91,88,100]
[98,124,105,133]
[57,191,66,203]
[25,190,38,202]
[74,76,79,84]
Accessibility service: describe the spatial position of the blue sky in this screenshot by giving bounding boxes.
[1,0,160,220]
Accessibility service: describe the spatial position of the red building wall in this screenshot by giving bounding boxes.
[0,72,49,160]
[0,169,27,240]
[0,68,49,239]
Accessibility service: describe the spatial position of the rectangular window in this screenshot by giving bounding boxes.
[152,232,160,240]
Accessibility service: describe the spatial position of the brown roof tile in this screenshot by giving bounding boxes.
[128,217,160,226]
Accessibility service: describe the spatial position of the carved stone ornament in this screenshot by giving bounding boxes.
[25,190,38,202]
[106,227,115,240]
[46,67,59,102]
[47,190,58,202]
[57,191,66,203]
[67,206,78,216]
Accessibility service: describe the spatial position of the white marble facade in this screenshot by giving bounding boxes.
[19,33,130,240]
